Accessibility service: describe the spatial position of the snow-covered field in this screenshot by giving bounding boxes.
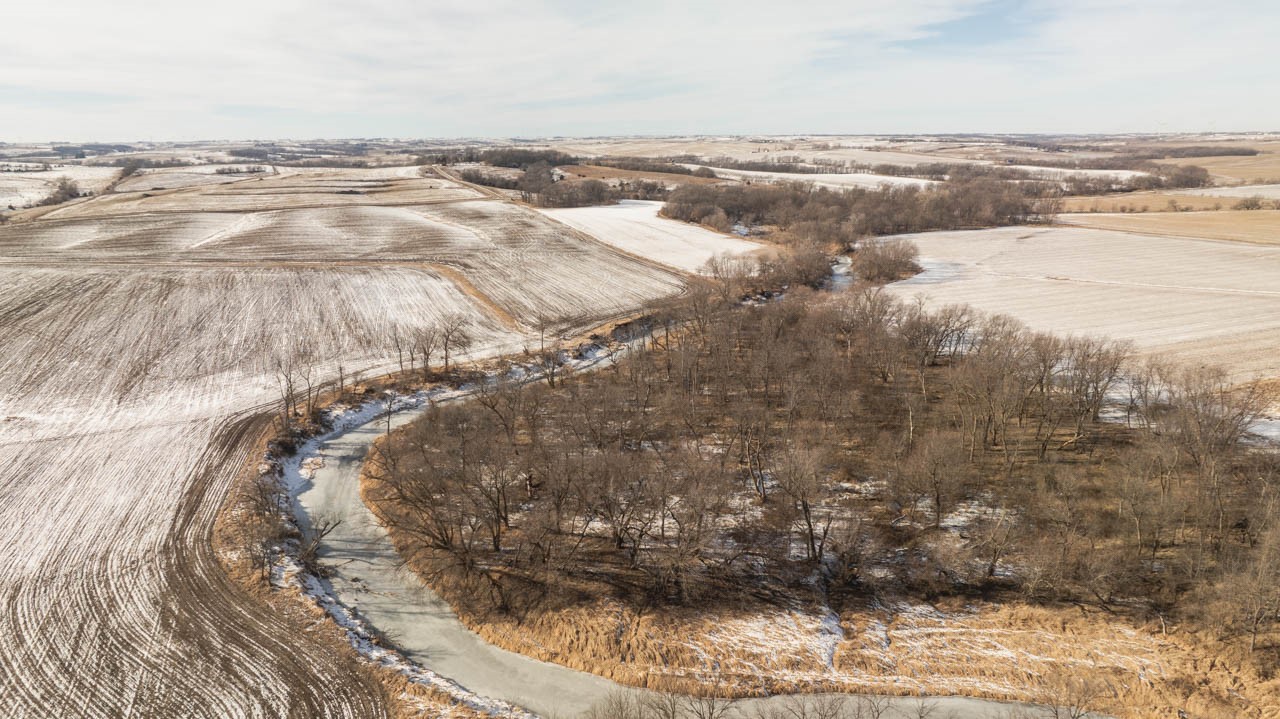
[1001,164,1151,181]
[40,167,479,218]
[546,137,976,168]
[0,169,690,717]
[691,165,937,190]
[539,200,765,273]
[884,226,1280,381]
[1181,183,1280,199]
[546,138,1148,182]
[0,165,119,208]
[112,165,272,192]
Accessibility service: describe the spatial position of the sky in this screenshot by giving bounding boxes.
[2,0,1276,142]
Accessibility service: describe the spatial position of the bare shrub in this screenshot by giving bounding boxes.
[852,238,920,284]
[38,176,81,206]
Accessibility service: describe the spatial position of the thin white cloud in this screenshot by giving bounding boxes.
[1,0,1275,140]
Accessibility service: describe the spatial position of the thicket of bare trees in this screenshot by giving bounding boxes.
[460,161,671,207]
[660,179,1056,244]
[37,176,82,206]
[365,276,1279,658]
[850,238,920,283]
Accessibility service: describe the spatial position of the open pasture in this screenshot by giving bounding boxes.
[547,136,970,168]
[112,164,273,192]
[693,165,937,190]
[560,164,721,188]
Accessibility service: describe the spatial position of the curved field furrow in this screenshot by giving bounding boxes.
[0,185,691,716]
[41,172,481,220]
[409,201,686,324]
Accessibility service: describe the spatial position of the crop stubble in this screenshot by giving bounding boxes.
[0,171,690,716]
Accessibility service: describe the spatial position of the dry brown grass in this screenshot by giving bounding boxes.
[1060,210,1280,246]
[1151,143,1280,184]
[1059,192,1238,213]
[362,486,1280,719]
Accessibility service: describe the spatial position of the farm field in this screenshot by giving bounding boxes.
[1058,191,1242,213]
[32,166,482,219]
[690,165,937,190]
[884,226,1280,382]
[547,137,1155,182]
[1001,164,1150,181]
[1152,142,1280,183]
[1180,183,1280,199]
[547,137,984,168]
[0,167,692,717]
[559,164,721,188]
[112,165,273,192]
[1060,210,1280,246]
[0,165,119,208]
[539,200,765,273]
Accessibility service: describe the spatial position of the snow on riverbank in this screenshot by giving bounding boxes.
[272,389,536,718]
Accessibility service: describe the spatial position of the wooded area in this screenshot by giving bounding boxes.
[365,270,1280,665]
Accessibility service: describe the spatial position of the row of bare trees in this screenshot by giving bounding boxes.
[386,312,475,380]
[268,313,478,438]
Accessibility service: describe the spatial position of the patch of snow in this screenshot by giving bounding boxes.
[539,200,765,274]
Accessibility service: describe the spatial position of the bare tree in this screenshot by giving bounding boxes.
[272,353,296,433]
[1211,525,1280,652]
[682,691,738,719]
[440,313,474,372]
[583,689,646,719]
[900,431,967,529]
[413,325,441,380]
[774,444,832,562]
[388,325,407,375]
[641,691,686,719]
[297,514,342,577]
